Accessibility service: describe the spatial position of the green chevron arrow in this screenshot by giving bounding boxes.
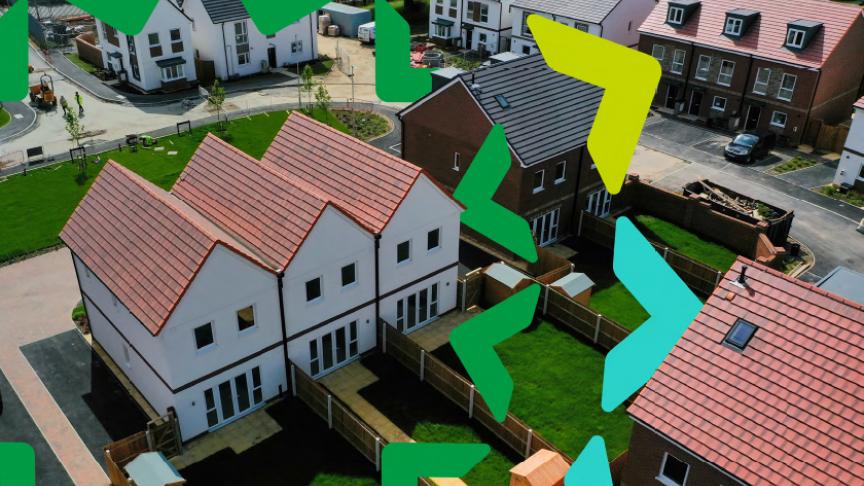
[374,0,432,102]
[0,0,27,101]
[241,0,330,36]
[382,443,489,485]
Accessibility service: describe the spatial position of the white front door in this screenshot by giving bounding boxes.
[587,188,612,218]
[203,366,264,430]
[531,207,561,246]
[396,283,440,332]
[309,320,360,377]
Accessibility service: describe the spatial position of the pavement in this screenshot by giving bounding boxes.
[634,114,864,282]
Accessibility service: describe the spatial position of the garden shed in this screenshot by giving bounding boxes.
[549,272,594,306]
[124,452,185,486]
[482,262,532,306]
[509,449,569,486]
[320,2,372,37]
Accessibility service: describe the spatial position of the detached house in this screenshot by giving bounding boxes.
[510,0,656,55]
[623,258,864,486]
[399,54,606,251]
[62,113,461,441]
[640,0,864,146]
[833,96,864,192]
[96,0,198,93]
[429,0,515,54]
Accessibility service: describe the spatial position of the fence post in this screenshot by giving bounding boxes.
[290,364,297,397]
[714,270,723,288]
[525,429,533,458]
[375,437,381,472]
[145,429,154,451]
[542,285,549,316]
[468,384,475,419]
[461,277,468,312]
[420,349,426,382]
[594,314,602,343]
[327,394,333,429]
[663,247,669,260]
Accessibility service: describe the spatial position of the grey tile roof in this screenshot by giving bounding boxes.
[511,0,622,24]
[457,54,603,166]
[200,0,250,24]
[816,266,864,305]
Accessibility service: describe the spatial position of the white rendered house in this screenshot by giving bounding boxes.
[833,96,864,192]
[429,0,515,55]
[62,113,462,441]
[95,0,198,93]
[181,0,318,80]
[510,0,656,55]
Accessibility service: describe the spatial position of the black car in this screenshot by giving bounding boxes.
[723,132,776,163]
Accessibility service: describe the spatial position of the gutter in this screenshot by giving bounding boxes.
[374,234,382,325]
[276,271,291,395]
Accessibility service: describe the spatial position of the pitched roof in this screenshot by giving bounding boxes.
[61,162,272,335]
[262,112,424,233]
[512,0,622,24]
[639,0,864,68]
[855,95,864,111]
[815,266,864,305]
[199,0,249,24]
[171,134,330,271]
[628,257,864,486]
[456,54,603,166]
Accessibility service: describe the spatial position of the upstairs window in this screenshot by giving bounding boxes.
[427,228,441,251]
[667,6,685,25]
[522,12,533,37]
[194,323,215,350]
[724,318,758,350]
[533,170,544,193]
[148,32,162,57]
[449,0,457,17]
[651,44,665,61]
[237,306,255,332]
[778,73,796,101]
[306,277,322,302]
[466,1,488,23]
[341,263,357,287]
[554,161,566,184]
[724,17,743,36]
[434,0,443,15]
[659,453,690,485]
[103,22,120,47]
[170,28,184,53]
[717,60,735,86]
[397,241,411,264]
[694,55,711,81]
[786,28,806,49]
[575,23,589,32]
[671,49,686,75]
[752,68,771,95]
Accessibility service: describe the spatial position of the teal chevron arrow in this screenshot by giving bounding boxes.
[382,443,489,485]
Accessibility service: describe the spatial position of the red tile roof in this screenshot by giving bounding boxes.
[855,95,864,110]
[639,0,864,68]
[629,257,864,485]
[172,134,331,270]
[262,112,423,233]
[61,162,272,335]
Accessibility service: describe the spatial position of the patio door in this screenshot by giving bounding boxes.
[203,367,264,429]
[531,207,560,246]
[308,321,360,377]
[745,105,761,131]
[688,91,703,116]
[396,283,440,332]
[587,188,612,218]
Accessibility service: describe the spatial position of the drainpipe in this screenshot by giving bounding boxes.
[736,54,755,130]
[802,68,822,146]
[374,234,382,327]
[570,148,586,228]
[276,272,291,395]
[221,22,231,79]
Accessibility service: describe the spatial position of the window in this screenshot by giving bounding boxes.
[771,111,788,128]
[251,367,263,404]
[522,12,532,36]
[434,0,443,15]
[575,23,589,32]
[553,161,566,184]
[453,152,461,171]
[427,228,440,251]
[522,45,531,55]
[397,241,411,264]
[659,453,690,486]
[667,6,684,25]
[778,73,796,101]
[858,164,864,180]
[671,49,686,75]
[752,68,771,95]
[161,64,185,82]
[194,323,214,350]
[349,321,359,356]
[103,22,120,46]
[651,44,665,61]
[235,21,250,65]
[170,28,183,53]
[786,28,806,49]
[434,24,451,37]
[724,318,758,350]
[341,263,357,287]
[711,96,727,112]
[449,0,457,17]
[478,33,487,43]
[466,1,488,23]
[694,55,710,80]
[305,277,322,302]
[533,170,544,193]
[148,32,162,57]
[724,17,743,36]
[717,59,735,86]
[204,389,218,427]
[127,36,140,80]
[309,340,320,375]
[237,306,255,332]
[291,40,303,53]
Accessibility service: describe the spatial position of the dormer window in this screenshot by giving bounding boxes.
[724,17,742,36]
[724,9,759,39]
[667,6,685,25]
[666,0,701,27]
[786,28,806,48]
[785,20,822,51]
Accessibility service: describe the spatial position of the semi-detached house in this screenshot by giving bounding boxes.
[639,0,864,146]
[61,113,462,441]
[429,0,515,54]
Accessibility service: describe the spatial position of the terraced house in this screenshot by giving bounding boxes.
[61,113,462,441]
[640,0,864,146]
[429,0,515,54]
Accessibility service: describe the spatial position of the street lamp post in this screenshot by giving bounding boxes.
[349,64,357,138]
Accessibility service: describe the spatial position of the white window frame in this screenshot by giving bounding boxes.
[522,11,532,37]
[169,28,183,53]
[305,276,323,303]
[770,111,788,128]
[657,452,690,486]
[575,22,589,32]
[724,17,743,36]
[397,240,412,265]
[453,152,461,171]
[161,64,185,82]
[194,322,216,353]
[667,6,684,25]
[671,49,686,75]
[786,28,806,49]
[652,44,665,61]
[532,169,545,194]
[235,21,250,65]
[778,73,796,102]
[341,262,357,289]
[147,32,162,57]
[717,60,735,86]
[553,161,566,184]
[752,68,771,95]
[427,228,441,252]
[694,55,711,81]
[236,304,256,335]
[711,96,727,112]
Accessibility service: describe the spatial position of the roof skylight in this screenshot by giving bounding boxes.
[724,318,758,351]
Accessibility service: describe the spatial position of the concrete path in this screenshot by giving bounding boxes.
[0,248,108,485]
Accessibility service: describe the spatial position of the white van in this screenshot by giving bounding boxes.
[358,22,375,44]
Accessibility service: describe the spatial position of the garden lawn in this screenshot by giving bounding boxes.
[632,214,738,271]
[0,109,347,263]
[769,156,817,175]
[818,185,864,208]
[589,283,649,331]
[64,53,99,75]
[0,108,10,129]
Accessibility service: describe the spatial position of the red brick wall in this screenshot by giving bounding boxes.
[811,16,864,125]
[74,32,104,69]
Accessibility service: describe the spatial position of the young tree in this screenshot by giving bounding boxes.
[314,82,332,120]
[207,80,226,130]
[301,65,315,112]
[65,112,87,181]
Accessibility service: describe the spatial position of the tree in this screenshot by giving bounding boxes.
[65,111,87,182]
[314,82,332,119]
[301,65,315,112]
[207,80,226,130]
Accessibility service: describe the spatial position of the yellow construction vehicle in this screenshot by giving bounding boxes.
[29,74,58,111]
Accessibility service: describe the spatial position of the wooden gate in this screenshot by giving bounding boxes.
[145,409,182,459]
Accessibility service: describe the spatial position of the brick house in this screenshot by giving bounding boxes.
[622,258,864,486]
[398,54,607,251]
[639,0,864,146]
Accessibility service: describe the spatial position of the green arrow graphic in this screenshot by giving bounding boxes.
[241,0,330,36]
[382,443,489,485]
[374,0,432,102]
[0,0,28,102]
[68,0,158,35]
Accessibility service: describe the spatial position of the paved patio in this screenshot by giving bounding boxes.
[407,310,480,352]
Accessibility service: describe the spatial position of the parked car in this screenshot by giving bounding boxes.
[724,132,776,163]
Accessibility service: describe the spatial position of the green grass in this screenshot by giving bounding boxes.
[71,303,87,322]
[818,184,864,208]
[0,108,10,129]
[632,214,738,271]
[589,283,649,331]
[0,108,350,263]
[769,156,817,175]
[64,53,100,75]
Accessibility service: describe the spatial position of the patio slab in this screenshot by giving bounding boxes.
[407,310,479,352]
